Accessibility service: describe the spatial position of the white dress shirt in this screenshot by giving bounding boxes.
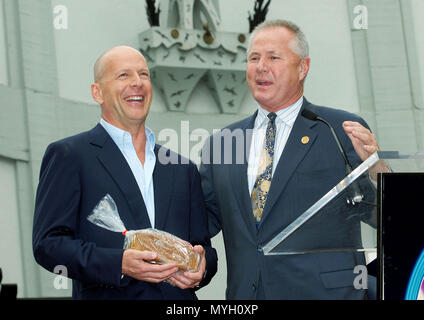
[100,118,157,228]
[247,96,303,195]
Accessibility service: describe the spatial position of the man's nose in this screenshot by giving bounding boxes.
[257,58,268,72]
[131,74,143,87]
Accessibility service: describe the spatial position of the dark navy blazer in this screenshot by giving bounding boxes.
[200,98,375,299]
[33,124,217,299]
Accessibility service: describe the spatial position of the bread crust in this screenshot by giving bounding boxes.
[128,229,200,272]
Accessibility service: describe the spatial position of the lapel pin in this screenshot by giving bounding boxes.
[301,136,310,144]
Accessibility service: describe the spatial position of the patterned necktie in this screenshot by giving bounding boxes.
[251,112,277,228]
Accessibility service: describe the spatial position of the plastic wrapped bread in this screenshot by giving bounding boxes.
[87,194,200,272]
[127,229,200,272]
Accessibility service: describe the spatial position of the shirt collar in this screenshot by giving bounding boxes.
[100,118,156,152]
[255,96,303,128]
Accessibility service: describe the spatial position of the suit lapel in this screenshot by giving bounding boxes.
[229,112,257,234]
[260,100,318,225]
[90,124,151,229]
[152,145,174,231]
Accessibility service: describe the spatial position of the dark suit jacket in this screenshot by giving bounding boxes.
[199,98,375,300]
[33,124,217,299]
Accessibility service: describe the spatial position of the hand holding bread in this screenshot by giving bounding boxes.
[127,229,201,272]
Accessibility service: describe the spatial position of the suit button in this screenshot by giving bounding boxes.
[257,246,263,252]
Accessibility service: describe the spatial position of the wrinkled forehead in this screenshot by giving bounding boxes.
[94,47,148,82]
[248,26,296,53]
[104,49,147,71]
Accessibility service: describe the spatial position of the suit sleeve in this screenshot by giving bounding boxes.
[32,142,124,286]
[199,135,222,238]
[339,115,377,228]
[188,162,218,288]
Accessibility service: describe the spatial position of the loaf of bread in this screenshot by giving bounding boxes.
[128,228,200,272]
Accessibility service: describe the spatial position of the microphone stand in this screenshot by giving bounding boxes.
[302,109,364,205]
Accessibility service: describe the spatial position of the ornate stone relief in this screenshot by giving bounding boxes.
[139,0,249,114]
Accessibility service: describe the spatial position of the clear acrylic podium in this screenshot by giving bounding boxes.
[262,151,424,256]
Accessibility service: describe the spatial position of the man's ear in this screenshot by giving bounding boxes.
[91,83,104,105]
[299,57,311,81]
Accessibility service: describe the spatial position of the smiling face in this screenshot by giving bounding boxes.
[91,46,153,131]
[246,27,310,112]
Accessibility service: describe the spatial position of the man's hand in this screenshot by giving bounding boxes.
[167,245,206,289]
[122,249,179,283]
[343,121,379,161]
[343,121,390,179]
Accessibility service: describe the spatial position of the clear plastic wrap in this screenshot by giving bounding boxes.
[87,194,200,272]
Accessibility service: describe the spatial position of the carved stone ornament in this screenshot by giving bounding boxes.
[140,0,249,113]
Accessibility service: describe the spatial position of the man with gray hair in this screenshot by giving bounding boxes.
[247,19,310,59]
[200,19,384,299]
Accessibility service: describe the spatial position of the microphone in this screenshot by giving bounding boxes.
[301,109,364,205]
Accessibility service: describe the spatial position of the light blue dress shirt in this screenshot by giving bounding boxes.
[100,118,157,228]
